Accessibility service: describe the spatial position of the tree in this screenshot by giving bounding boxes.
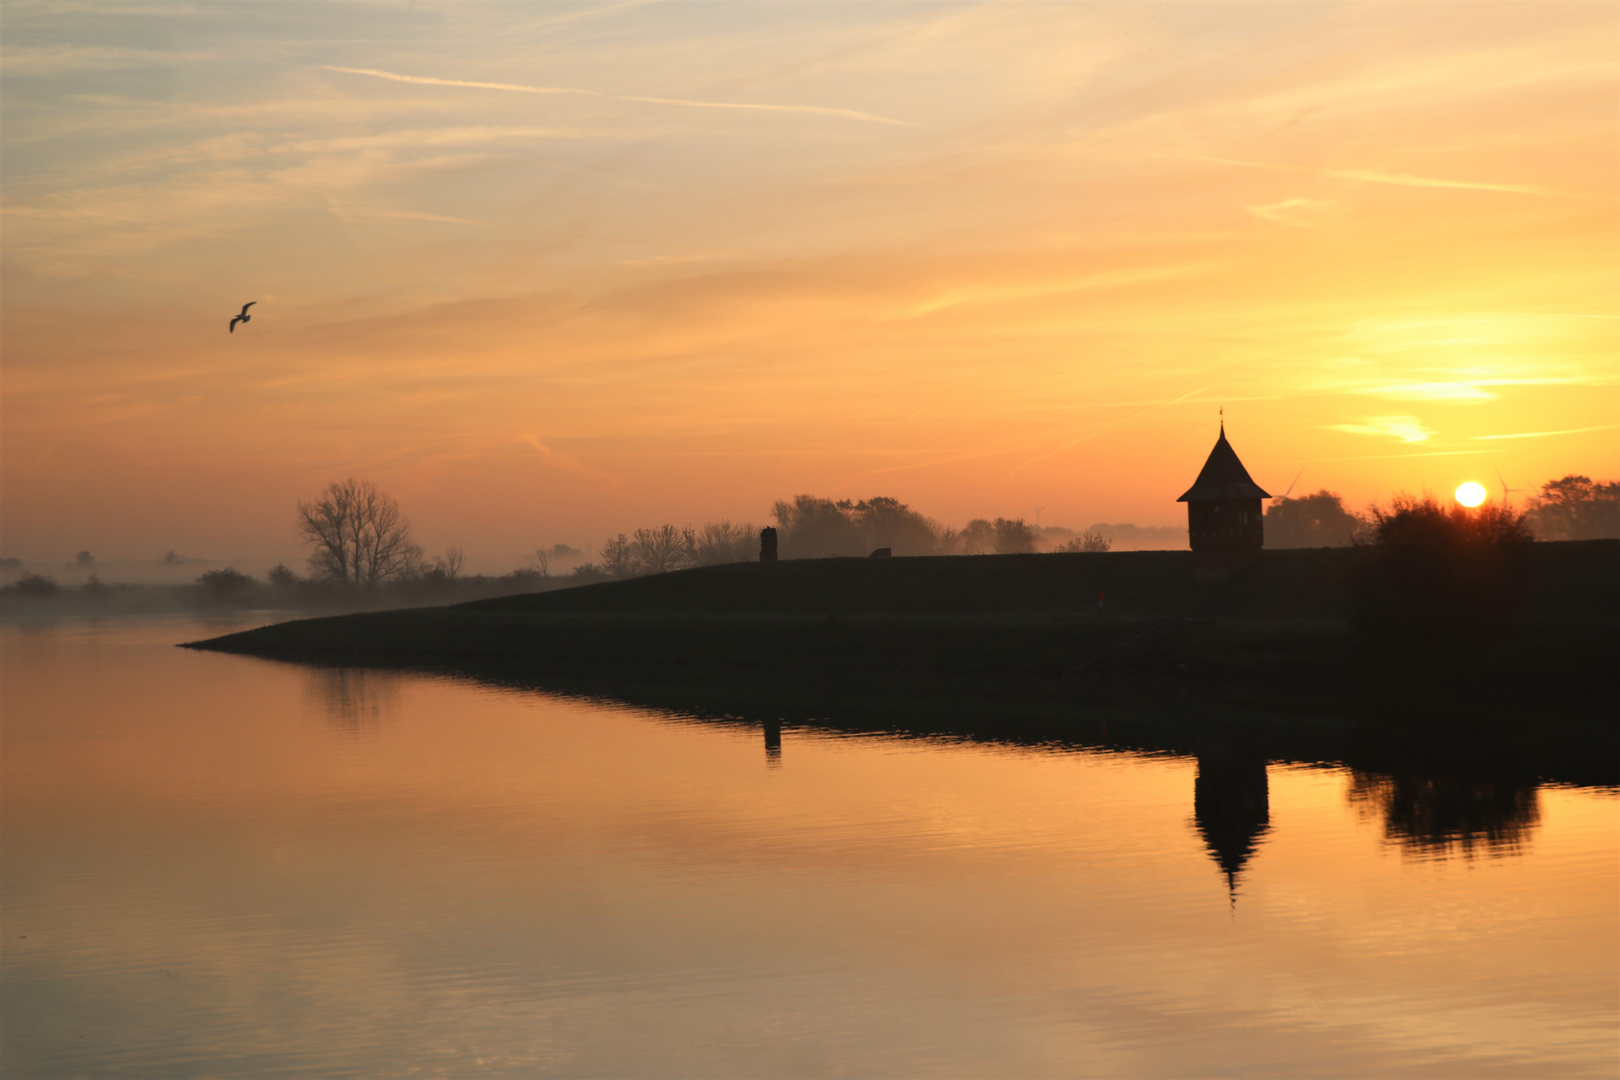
[295,478,423,586]
[1264,490,1369,548]
[1525,475,1620,541]
[772,495,866,558]
[692,521,757,566]
[267,564,300,588]
[840,497,943,556]
[632,525,695,575]
[992,517,1037,554]
[599,534,636,578]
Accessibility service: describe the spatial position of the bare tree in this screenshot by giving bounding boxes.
[692,521,758,565]
[433,547,465,580]
[633,525,695,575]
[599,534,636,578]
[296,478,423,586]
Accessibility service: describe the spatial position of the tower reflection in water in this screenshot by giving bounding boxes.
[1188,738,1547,899]
[1192,739,1271,904]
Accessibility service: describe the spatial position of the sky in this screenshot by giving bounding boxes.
[2,1,1616,569]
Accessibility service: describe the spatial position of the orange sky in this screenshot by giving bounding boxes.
[2,1,1615,570]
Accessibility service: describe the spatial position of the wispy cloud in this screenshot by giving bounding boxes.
[1473,423,1619,441]
[1246,197,1340,228]
[1203,156,1567,197]
[322,66,915,127]
[1326,416,1434,443]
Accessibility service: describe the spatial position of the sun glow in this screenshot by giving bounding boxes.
[1454,482,1488,508]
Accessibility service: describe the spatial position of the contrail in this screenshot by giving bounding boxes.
[1198,155,1567,197]
[323,66,915,126]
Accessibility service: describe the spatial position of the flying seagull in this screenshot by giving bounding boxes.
[229,301,256,333]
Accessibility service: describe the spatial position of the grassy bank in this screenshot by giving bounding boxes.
[185,542,1618,780]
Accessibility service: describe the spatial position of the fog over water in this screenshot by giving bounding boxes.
[2,615,1614,1077]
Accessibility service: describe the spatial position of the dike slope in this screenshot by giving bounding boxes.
[187,543,1617,726]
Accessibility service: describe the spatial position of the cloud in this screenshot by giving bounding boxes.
[1473,423,1619,441]
[517,435,624,491]
[1246,197,1340,228]
[1203,156,1567,197]
[1325,416,1434,443]
[321,66,915,127]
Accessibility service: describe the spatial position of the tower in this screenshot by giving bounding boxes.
[1178,421,1269,573]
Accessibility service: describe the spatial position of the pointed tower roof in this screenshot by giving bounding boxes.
[1178,424,1270,502]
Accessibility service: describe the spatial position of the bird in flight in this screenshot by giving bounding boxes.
[229,302,256,333]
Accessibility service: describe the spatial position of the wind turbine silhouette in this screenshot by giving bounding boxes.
[1029,501,1048,526]
[1494,465,1525,508]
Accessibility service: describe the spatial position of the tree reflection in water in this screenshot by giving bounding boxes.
[1347,770,1541,858]
[304,667,401,732]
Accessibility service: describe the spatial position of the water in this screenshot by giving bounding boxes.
[2,616,1616,1077]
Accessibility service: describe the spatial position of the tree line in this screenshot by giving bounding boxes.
[1262,474,1619,549]
[5,472,1613,603]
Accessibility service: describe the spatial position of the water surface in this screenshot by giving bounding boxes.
[2,616,1615,1077]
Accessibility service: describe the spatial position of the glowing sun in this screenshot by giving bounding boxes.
[1454,481,1487,508]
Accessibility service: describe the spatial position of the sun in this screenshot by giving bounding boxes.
[1454,481,1487,508]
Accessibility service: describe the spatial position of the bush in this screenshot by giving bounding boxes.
[2,572,58,596]
[1352,494,1532,639]
[1057,528,1112,553]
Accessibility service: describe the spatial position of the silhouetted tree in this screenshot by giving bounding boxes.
[1,572,57,596]
[692,521,758,565]
[433,547,465,580]
[1525,475,1620,540]
[1352,493,1532,638]
[840,497,943,556]
[992,517,1037,554]
[959,519,996,554]
[773,496,867,558]
[1264,490,1368,548]
[599,534,636,577]
[296,478,423,586]
[198,568,255,596]
[267,564,300,588]
[632,525,695,574]
[75,550,94,566]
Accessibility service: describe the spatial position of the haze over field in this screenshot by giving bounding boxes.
[2,1,1615,566]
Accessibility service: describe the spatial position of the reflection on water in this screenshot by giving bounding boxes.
[304,665,401,732]
[1192,741,1271,902]
[3,618,1616,1078]
[762,718,783,767]
[1347,770,1542,859]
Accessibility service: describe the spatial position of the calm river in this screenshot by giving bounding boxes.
[2,616,1615,1077]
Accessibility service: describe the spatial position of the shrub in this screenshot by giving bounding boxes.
[1352,494,1532,639]
[2,572,58,596]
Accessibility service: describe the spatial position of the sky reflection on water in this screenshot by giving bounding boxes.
[2,617,1615,1077]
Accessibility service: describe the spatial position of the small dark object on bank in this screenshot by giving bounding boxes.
[869,547,892,558]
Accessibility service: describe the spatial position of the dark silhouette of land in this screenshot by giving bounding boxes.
[185,542,1617,787]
